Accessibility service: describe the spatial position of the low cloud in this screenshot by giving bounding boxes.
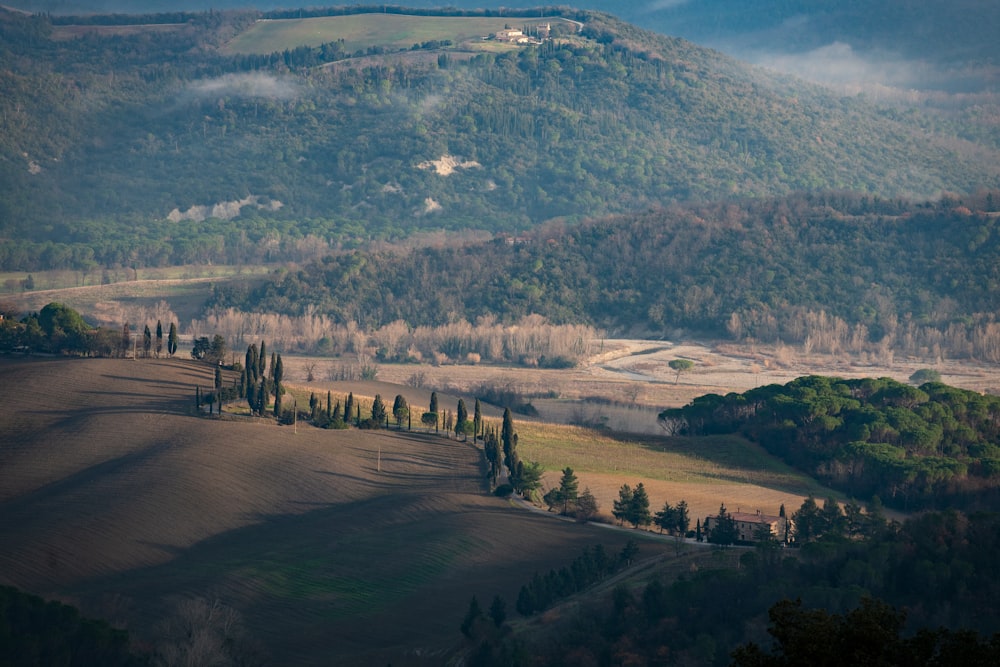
[186,73,301,100]
[641,0,690,11]
[753,42,920,88]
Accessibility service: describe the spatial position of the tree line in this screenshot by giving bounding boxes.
[0,302,179,359]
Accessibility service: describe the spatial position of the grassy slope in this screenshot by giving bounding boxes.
[0,357,675,665]
[516,420,836,524]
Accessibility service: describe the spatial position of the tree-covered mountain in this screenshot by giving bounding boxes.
[210,190,1000,360]
[2,7,998,272]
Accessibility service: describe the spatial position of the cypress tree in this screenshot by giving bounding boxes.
[501,408,515,471]
[258,341,266,378]
[155,320,163,358]
[345,392,355,422]
[274,383,282,418]
[326,391,332,417]
[214,366,223,392]
[195,385,201,409]
[143,324,152,358]
[371,394,387,426]
[474,398,482,441]
[456,399,468,436]
[273,354,284,404]
[167,322,178,357]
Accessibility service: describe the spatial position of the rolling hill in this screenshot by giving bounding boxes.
[0,356,681,664]
[1,7,998,272]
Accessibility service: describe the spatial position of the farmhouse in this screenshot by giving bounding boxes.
[492,25,547,45]
[704,509,790,543]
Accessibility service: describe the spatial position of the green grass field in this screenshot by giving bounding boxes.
[225,14,552,55]
[516,421,822,494]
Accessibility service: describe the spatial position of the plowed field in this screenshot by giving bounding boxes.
[0,357,665,665]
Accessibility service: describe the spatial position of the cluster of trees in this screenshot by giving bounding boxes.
[0,585,142,666]
[541,467,598,521]
[469,508,1000,666]
[660,375,1000,510]
[514,542,639,618]
[0,302,178,359]
[733,597,1000,666]
[192,307,599,367]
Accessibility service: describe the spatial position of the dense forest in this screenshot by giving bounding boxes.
[1,7,998,272]
[468,509,1000,666]
[659,375,1000,510]
[207,190,1000,358]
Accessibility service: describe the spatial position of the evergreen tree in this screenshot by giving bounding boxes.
[155,320,163,357]
[345,392,355,423]
[214,366,222,392]
[628,482,652,528]
[558,467,579,515]
[273,353,284,385]
[654,501,676,534]
[460,595,482,639]
[429,391,439,431]
[708,503,738,546]
[270,352,277,379]
[455,399,468,439]
[501,408,515,472]
[676,499,690,535]
[696,518,703,542]
[273,382,282,418]
[371,394,387,426]
[473,398,482,441]
[258,341,266,378]
[246,378,257,414]
[793,496,822,543]
[332,400,342,423]
[576,488,599,522]
[327,391,332,417]
[392,394,409,429]
[121,322,130,358]
[167,322,178,356]
[142,324,152,358]
[489,595,506,628]
[613,484,633,526]
[246,344,258,384]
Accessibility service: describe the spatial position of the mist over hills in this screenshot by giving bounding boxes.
[2,6,998,272]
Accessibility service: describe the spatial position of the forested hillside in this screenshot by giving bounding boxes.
[2,7,998,272]
[660,375,1000,511]
[211,190,1000,359]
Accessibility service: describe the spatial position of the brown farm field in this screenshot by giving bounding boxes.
[0,356,680,665]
